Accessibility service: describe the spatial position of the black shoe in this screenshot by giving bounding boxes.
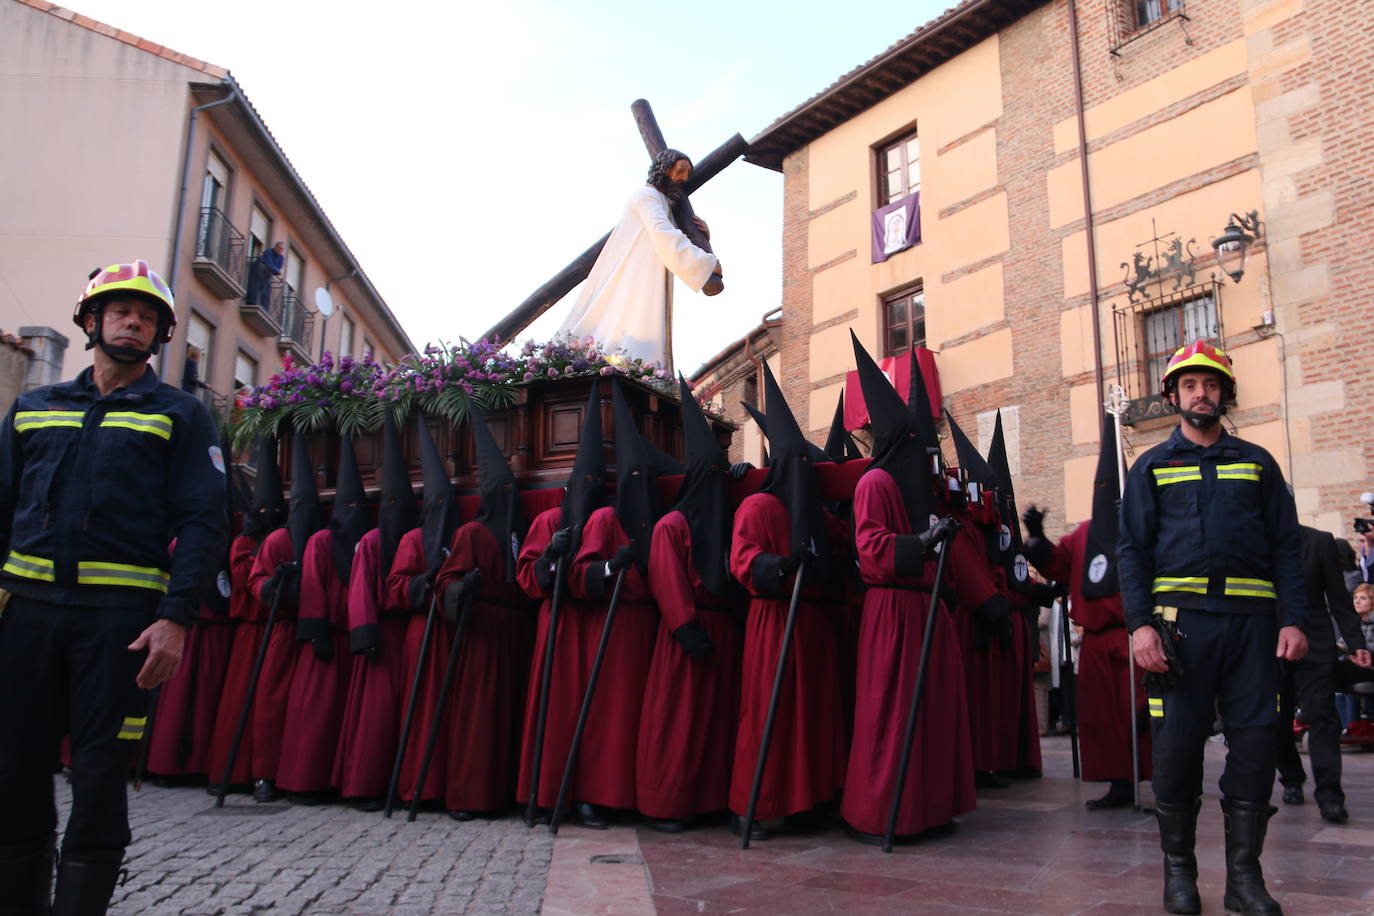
[843,823,887,846]
[448,810,475,822]
[974,771,1012,789]
[1319,800,1349,824]
[205,783,223,797]
[1087,779,1134,810]
[345,796,384,813]
[1156,799,1202,915]
[574,801,607,829]
[643,818,686,834]
[1281,785,1303,806]
[52,850,125,916]
[1221,798,1281,916]
[252,779,276,803]
[0,832,56,916]
[287,791,323,807]
[728,814,770,842]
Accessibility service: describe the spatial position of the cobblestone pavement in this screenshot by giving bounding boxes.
[57,782,553,916]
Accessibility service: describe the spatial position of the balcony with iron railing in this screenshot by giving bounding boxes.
[192,207,247,300]
[239,275,315,364]
[276,293,314,365]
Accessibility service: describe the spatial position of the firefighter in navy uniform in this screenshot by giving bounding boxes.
[1119,340,1307,916]
[0,261,228,916]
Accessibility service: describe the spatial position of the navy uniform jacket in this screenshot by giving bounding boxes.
[0,366,229,627]
[1117,426,1304,633]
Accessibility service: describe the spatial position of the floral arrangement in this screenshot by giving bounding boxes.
[230,333,675,447]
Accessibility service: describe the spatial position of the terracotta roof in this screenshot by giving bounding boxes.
[746,0,1047,170]
[16,0,228,78]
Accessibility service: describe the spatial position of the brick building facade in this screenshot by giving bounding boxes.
[697,0,1371,539]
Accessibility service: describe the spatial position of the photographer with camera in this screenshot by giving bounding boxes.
[1119,341,1307,916]
[1354,501,1374,583]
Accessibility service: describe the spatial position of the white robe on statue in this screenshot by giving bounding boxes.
[559,186,718,369]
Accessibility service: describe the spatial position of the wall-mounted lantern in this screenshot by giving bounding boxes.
[1210,210,1262,284]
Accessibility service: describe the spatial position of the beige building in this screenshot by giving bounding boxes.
[0,0,412,421]
[696,0,1370,538]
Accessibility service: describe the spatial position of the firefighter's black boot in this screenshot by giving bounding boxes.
[1155,799,1201,915]
[1221,799,1281,915]
[51,850,124,916]
[0,832,56,916]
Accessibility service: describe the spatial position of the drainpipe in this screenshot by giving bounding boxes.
[1067,0,1105,409]
[162,84,237,378]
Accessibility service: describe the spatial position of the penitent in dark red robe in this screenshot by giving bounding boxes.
[146,545,235,777]
[389,528,452,803]
[333,528,409,800]
[275,529,353,793]
[244,527,302,781]
[729,492,845,820]
[946,510,1009,774]
[636,510,743,819]
[997,587,1043,775]
[432,521,534,813]
[205,534,270,785]
[1038,522,1151,783]
[842,469,975,835]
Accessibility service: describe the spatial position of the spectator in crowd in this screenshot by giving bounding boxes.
[180,345,203,395]
[1336,583,1374,727]
[1335,538,1361,594]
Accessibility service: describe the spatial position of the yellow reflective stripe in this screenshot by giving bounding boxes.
[77,561,170,593]
[116,716,147,741]
[1152,466,1201,485]
[100,412,173,440]
[1225,577,1276,599]
[14,410,84,433]
[1148,698,1165,718]
[1216,462,1261,482]
[1153,577,1207,595]
[2,550,55,582]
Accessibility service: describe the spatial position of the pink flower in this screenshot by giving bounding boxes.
[599,366,614,376]
[523,372,536,381]
[547,367,560,378]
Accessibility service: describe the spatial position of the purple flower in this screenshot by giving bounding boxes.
[523,372,536,382]
[599,366,614,376]
[340,380,354,394]
[547,367,560,378]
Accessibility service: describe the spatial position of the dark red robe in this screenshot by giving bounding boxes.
[636,510,743,819]
[388,528,453,803]
[1039,522,1151,782]
[516,507,593,810]
[842,470,976,834]
[333,528,409,799]
[728,492,845,819]
[275,529,353,793]
[433,521,534,813]
[946,510,1008,774]
[998,587,1043,774]
[205,534,269,785]
[243,527,302,781]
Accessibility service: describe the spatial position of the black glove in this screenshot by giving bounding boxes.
[779,553,804,576]
[442,569,483,623]
[1022,505,1046,541]
[672,620,716,662]
[919,516,961,553]
[1142,616,1184,692]
[264,561,299,608]
[728,462,754,480]
[607,545,635,573]
[311,638,334,663]
[1030,582,1061,608]
[543,527,573,561]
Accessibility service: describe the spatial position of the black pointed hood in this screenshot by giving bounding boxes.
[470,406,525,583]
[852,331,930,533]
[741,401,771,467]
[824,391,861,462]
[742,392,830,464]
[417,418,461,570]
[379,409,419,578]
[1082,411,1122,598]
[756,362,831,580]
[987,411,1030,593]
[673,376,734,599]
[906,349,943,480]
[944,409,997,491]
[287,429,324,566]
[612,380,675,573]
[242,435,285,540]
[560,382,607,556]
[330,435,369,583]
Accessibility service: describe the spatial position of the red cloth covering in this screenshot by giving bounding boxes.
[841,469,975,835]
[1039,522,1151,782]
[433,521,535,812]
[728,492,845,819]
[388,528,453,802]
[516,507,591,810]
[563,506,660,810]
[241,527,301,781]
[636,510,743,819]
[205,534,269,785]
[998,590,1043,774]
[146,550,235,777]
[946,510,1008,773]
[275,529,353,793]
[333,528,409,799]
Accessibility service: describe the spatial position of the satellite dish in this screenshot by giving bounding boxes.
[314,287,334,316]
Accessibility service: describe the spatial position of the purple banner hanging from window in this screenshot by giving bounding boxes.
[871,192,921,263]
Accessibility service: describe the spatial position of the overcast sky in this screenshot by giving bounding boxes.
[69,0,952,374]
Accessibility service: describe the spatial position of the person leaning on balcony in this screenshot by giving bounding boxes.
[1118,339,1308,916]
[0,260,228,915]
[248,240,286,307]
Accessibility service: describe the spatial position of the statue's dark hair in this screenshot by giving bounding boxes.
[647,148,691,198]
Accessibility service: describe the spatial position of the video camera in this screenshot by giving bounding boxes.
[1354,493,1374,534]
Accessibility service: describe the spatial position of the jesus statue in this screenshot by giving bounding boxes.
[558,149,723,372]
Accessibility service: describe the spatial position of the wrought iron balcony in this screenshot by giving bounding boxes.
[192,208,247,299]
[240,272,283,337]
[275,294,314,365]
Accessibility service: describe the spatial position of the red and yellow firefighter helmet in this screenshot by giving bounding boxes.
[73,260,177,343]
[1160,339,1234,397]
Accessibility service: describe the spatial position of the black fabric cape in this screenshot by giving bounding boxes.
[241,434,285,541]
[672,375,735,600]
[330,435,370,583]
[851,331,931,534]
[1082,411,1122,598]
[559,382,607,557]
[469,406,525,583]
[755,361,831,582]
[378,409,419,579]
[417,418,461,570]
